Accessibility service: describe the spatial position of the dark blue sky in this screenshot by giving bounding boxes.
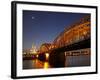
[23,10,89,49]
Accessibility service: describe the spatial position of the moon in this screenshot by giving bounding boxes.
[32,16,35,19]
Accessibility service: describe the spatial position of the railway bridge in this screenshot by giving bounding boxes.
[37,16,91,67]
[23,16,91,67]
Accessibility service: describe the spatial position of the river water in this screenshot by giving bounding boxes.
[23,54,90,69]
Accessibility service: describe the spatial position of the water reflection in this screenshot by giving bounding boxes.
[44,62,50,69]
[65,55,90,67]
[23,59,51,69]
[23,54,90,69]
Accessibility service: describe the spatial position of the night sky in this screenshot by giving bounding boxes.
[23,10,89,50]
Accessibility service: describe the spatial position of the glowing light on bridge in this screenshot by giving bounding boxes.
[36,55,39,58]
[45,53,49,60]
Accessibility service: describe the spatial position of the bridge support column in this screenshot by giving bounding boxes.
[38,54,46,61]
[49,51,65,68]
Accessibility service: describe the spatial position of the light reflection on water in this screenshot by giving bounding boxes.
[65,55,90,67]
[23,59,51,69]
[44,62,50,69]
[23,55,90,69]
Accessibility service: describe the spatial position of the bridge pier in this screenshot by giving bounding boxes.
[38,54,46,61]
[49,51,65,68]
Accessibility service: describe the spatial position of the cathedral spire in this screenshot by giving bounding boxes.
[30,43,37,54]
[32,43,34,48]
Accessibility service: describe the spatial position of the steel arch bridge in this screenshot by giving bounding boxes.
[38,15,90,55]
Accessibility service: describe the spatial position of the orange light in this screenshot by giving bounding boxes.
[45,53,49,60]
[36,55,39,58]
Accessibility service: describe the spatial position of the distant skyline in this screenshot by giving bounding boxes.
[23,10,90,50]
